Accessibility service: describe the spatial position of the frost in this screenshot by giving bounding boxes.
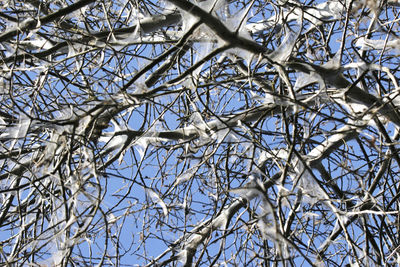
[67,44,77,58]
[63,4,88,20]
[262,92,276,104]
[250,91,290,106]
[246,16,282,35]
[224,0,252,38]
[257,217,272,240]
[67,43,84,70]
[230,186,262,200]
[145,188,168,217]
[230,176,266,201]
[307,127,352,159]
[0,117,6,131]
[179,5,200,34]
[20,35,53,50]
[249,91,264,102]
[305,1,345,26]
[0,114,31,150]
[385,90,400,108]
[303,212,320,219]
[355,38,400,51]
[246,1,345,34]
[115,28,140,44]
[258,221,280,242]
[292,158,325,200]
[107,213,118,226]
[99,120,128,153]
[269,27,300,62]
[131,120,170,161]
[277,185,291,198]
[188,111,211,135]
[211,128,238,144]
[1,114,30,139]
[175,165,199,185]
[225,46,255,66]
[50,249,68,266]
[294,73,319,91]
[198,0,226,13]
[269,148,326,202]
[197,0,257,64]
[263,149,289,168]
[189,37,215,85]
[0,43,14,58]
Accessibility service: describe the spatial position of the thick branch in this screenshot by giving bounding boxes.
[166,0,267,53]
[0,0,96,42]
[1,12,182,64]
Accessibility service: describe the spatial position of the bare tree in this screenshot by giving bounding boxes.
[1,0,400,265]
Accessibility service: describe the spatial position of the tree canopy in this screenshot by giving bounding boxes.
[1,0,400,265]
